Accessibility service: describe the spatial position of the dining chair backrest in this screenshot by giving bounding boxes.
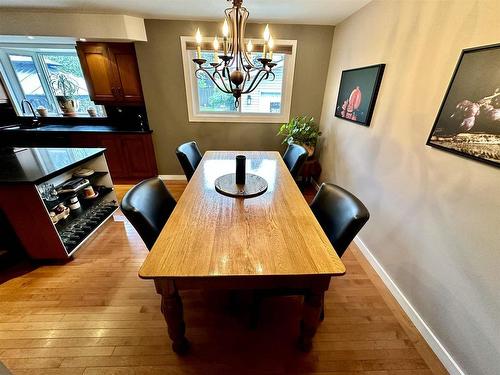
[120,177,176,250]
[176,141,202,181]
[283,143,308,179]
[310,183,370,257]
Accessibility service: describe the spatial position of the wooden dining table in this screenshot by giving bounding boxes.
[139,151,346,354]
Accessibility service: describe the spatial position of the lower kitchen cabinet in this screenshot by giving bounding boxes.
[0,129,158,183]
[71,133,158,183]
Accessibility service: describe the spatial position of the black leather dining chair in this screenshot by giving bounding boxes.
[283,143,308,179]
[120,177,176,250]
[176,141,202,181]
[250,182,370,326]
[310,182,370,320]
[310,183,370,258]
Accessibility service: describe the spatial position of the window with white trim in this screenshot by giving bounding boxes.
[181,36,296,123]
[0,45,105,117]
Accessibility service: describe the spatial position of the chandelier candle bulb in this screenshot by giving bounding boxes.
[247,40,253,52]
[195,28,202,59]
[213,36,220,63]
[263,24,270,42]
[268,36,274,60]
[263,24,270,58]
[222,20,229,55]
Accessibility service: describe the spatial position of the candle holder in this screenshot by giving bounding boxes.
[258,58,272,66]
[235,155,246,185]
[192,58,206,66]
[219,55,233,64]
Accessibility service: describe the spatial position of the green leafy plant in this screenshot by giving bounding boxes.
[50,73,80,98]
[277,116,322,147]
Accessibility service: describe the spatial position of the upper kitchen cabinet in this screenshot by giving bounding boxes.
[76,42,144,105]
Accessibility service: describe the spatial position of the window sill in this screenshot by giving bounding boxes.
[188,112,288,124]
[22,114,106,119]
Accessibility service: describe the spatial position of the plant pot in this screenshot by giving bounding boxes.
[56,96,78,117]
[302,144,315,157]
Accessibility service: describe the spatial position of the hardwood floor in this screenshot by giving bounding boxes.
[0,181,448,375]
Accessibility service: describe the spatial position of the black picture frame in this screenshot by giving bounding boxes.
[426,43,500,168]
[334,64,385,127]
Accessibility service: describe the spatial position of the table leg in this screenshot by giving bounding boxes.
[320,293,325,321]
[156,280,190,354]
[298,289,324,352]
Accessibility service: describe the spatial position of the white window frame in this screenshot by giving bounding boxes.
[0,44,101,117]
[180,36,297,123]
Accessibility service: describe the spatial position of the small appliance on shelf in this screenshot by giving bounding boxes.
[57,178,90,194]
[50,203,70,224]
[73,168,95,178]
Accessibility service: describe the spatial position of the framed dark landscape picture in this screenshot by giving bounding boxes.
[335,64,385,126]
[427,43,500,168]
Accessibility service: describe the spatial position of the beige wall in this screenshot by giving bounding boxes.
[135,20,334,174]
[318,1,500,374]
[0,11,147,41]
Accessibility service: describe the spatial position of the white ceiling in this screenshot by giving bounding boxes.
[0,0,372,26]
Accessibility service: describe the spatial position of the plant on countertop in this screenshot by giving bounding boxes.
[277,116,322,156]
[50,73,80,98]
[50,73,82,116]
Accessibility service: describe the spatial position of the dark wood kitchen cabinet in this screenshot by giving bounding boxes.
[76,42,144,105]
[71,133,157,183]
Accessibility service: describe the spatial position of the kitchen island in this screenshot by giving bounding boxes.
[0,124,158,183]
[0,147,118,260]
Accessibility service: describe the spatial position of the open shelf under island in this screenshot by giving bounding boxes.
[0,147,118,259]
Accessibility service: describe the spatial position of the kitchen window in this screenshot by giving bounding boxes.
[181,36,296,123]
[0,46,105,117]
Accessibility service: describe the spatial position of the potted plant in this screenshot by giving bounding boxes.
[50,73,80,117]
[277,116,322,157]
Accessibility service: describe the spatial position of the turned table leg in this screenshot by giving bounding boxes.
[156,280,190,354]
[298,289,324,352]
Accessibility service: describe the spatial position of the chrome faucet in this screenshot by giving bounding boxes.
[20,99,39,127]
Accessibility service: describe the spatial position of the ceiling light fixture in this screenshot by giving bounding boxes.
[192,0,276,107]
[27,36,35,40]
[79,38,87,42]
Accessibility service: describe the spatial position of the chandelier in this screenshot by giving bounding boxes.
[192,0,276,107]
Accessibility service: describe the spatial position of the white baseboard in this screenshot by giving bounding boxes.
[354,236,465,375]
[311,178,321,191]
[158,175,187,181]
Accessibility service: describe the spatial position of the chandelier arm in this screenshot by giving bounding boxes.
[225,66,236,93]
[238,8,256,69]
[224,8,236,68]
[243,69,270,94]
[235,7,240,71]
[212,69,232,92]
[266,70,276,82]
[240,70,249,93]
[197,67,231,93]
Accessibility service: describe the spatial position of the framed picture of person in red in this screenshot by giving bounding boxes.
[335,64,385,127]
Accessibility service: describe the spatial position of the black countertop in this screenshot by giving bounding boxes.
[0,147,105,184]
[1,124,152,134]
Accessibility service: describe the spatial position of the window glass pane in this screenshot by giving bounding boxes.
[41,52,105,116]
[196,51,237,113]
[8,54,54,112]
[241,53,284,114]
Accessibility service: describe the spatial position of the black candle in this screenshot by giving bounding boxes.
[235,155,246,185]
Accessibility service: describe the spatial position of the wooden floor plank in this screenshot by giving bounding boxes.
[0,181,448,375]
